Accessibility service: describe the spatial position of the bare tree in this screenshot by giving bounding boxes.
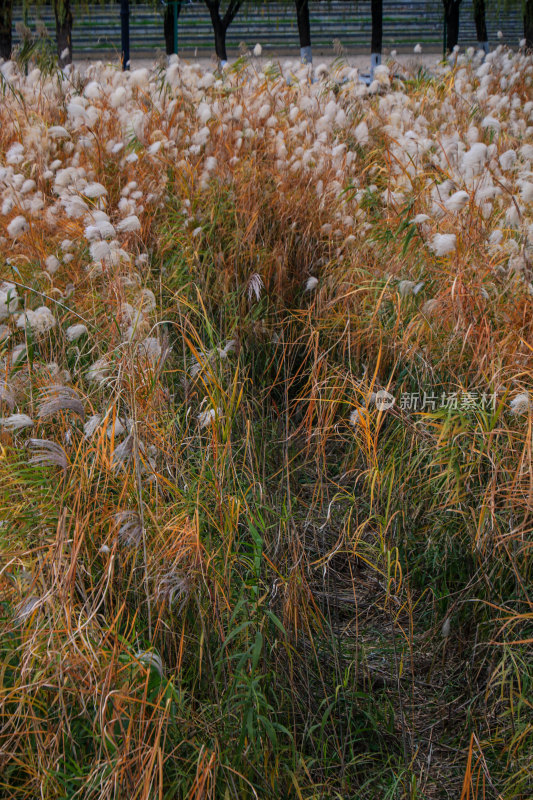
[53,0,73,66]
[295,0,312,63]
[0,0,12,60]
[442,0,462,53]
[121,0,130,69]
[370,0,382,76]
[473,0,488,53]
[164,0,183,56]
[526,0,533,50]
[203,0,243,63]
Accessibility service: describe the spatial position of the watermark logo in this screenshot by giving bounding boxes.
[375,389,396,410]
[399,391,496,412]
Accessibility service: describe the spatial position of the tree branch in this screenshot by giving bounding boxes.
[223,0,243,29]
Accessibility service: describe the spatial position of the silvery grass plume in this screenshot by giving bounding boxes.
[0,414,34,431]
[48,125,69,140]
[114,510,143,547]
[397,280,425,297]
[444,190,469,213]
[349,386,395,426]
[86,357,112,385]
[499,150,517,171]
[138,336,164,365]
[84,412,131,441]
[422,298,440,317]
[38,385,85,421]
[27,439,68,472]
[0,282,19,321]
[82,182,107,199]
[349,408,367,426]
[509,392,530,415]
[106,417,131,439]
[189,356,207,380]
[65,323,88,342]
[14,596,43,625]
[83,414,102,439]
[84,213,115,241]
[7,215,28,238]
[45,255,60,275]
[154,571,192,612]
[197,406,222,429]
[217,338,238,358]
[0,382,16,412]
[112,434,134,470]
[16,307,56,335]
[190,339,236,380]
[116,214,141,233]
[136,650,164,678]
[247,273,264,304]
[430,233,457,256]
[461,142,487,175]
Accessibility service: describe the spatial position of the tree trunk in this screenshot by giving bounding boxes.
[0,0,12,61]
[295,0,312,63]
[53,0,73,66]
[473,0,488,52]
[525,0,533,50]
[204,1,242,63]
[443,0,461,53]
[205,4,227,61]
[369,0,382,77]
[213,13,227,60]
[371,0,383,57]
[164,1,182,56]
[120,0,130,70]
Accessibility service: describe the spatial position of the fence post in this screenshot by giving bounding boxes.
[121,0,130,70]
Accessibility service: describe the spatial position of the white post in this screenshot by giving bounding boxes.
[370,51,381,80]
[300,45,312,64]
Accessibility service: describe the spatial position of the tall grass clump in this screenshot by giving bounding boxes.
[0,45,532,799]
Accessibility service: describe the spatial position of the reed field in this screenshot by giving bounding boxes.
[0,43,532,799]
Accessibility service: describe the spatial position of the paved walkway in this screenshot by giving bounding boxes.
[73,51,445,73]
